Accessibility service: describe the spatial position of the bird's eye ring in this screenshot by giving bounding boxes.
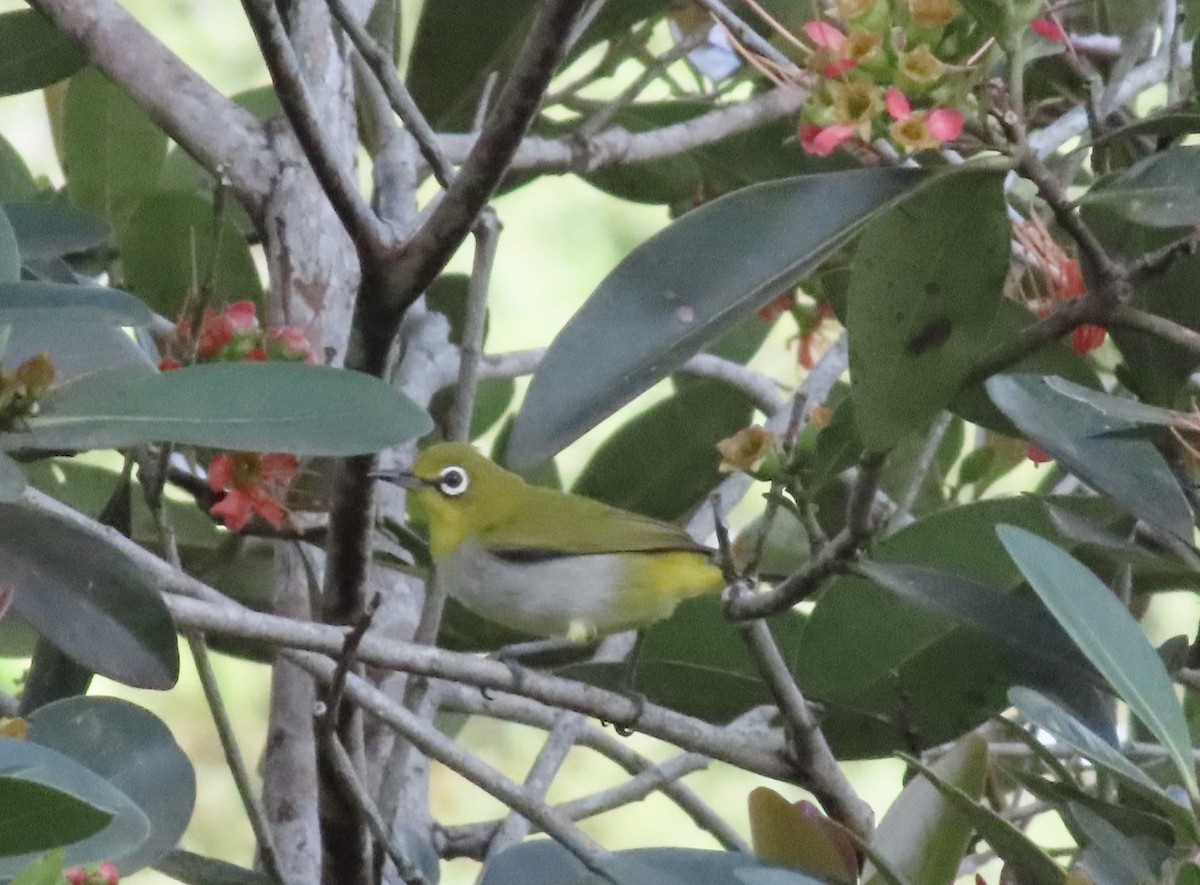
[437,465,470,497]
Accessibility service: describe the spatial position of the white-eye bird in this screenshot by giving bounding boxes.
[387,442,725,642]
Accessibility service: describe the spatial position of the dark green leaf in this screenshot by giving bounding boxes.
[119,191,262,316]
[894,751,1065,885]
[848,171,1008,451]
[154,849,275,885]
[0,775,112,857]
[1009,687,1189,826]
[1080,146,1200,227]
[17,363,433,456]
[998,526,1198,799]
[0,282,151,326]
[27,697,195,875]
[0,499,178,689]
[571,379,753,521]
[63,68,166,232]
[863,735,986,885]
[0,135,36,202]
[853,560,1097,683]
[508,168,928,468]
[1177,861,1200,885]
[1067,803,1159,884]
[0,10,84,96]
[0,737,148,878]
[4,202,108,259]
[986,374,1193,540]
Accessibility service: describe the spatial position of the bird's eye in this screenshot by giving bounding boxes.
[437,465,470,497]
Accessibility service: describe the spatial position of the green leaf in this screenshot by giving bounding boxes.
[0,776,112,857]
[5,319,155,405]
[0,282,151,326]
[17,362,433,456]
[63,68,166,232]
[0,499,179,689]
[997,525,1199,799]
[571,379,753,521]
[27,697,194,875]
[1178,861,1200,885]
[10,850,66,885]
[1009,687,1193,835]
[3,202,108,260]
[889,750,1066,885]
[0,737,148,878]
[864,735,988,885]
[0,452,23,501]
[1067,802,1159,884]
[0,10,84,96]
[154,849,276,885]
[507,167,928,469]
[986,374,1193,541]
[748,787,857,883]
[1080,146,1200,227]
[0,136,35,203]
[119,191,262,316]
[849,171,1008,451]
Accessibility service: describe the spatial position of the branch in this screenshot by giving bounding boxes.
[724,451,885,619]
[24,0,274,213]
[161,592,800,782]
[374,0,590,315]
[284,650,612,876]
[437,87,807,172]
[438,686,750,855]
[1113,304,1200,357]
[241,0,386,250]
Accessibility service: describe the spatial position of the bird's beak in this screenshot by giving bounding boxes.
[370,467,424,489]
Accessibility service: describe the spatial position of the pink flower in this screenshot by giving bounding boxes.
[799,122,856,156]
[757,293,793,323]
[885,87,911,120]
[209,452,299,532]
[225,300,259,330]
[926,108,964,141]
[1030,17,1067,42]
[804,20,846,52]
[266,326,316,362]
[158,356,184,372]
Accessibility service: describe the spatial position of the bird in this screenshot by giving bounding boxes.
[379,442,725,643]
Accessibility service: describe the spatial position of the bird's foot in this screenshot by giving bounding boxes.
[602,688,646,737]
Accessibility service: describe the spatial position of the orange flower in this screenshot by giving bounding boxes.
[209,451,299,532]
[1012,216,1106,355]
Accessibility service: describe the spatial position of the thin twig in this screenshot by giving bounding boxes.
[286,650,615,878]
[324,0,455,188]
[725,452,885,620]
[447,210,502,441]
[710,499,873,840]
[241,0,385,250]
[692,0,797,71]
[888,411,952,532]
[485,711,587,861]
[322,733,430,885]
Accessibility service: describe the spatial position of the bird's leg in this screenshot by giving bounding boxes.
[605,631,647,737]
[485,635,599,695]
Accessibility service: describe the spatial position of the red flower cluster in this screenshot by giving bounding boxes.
[1012,216,1106,356]
[66,862,119,885]
[160,300,311,533]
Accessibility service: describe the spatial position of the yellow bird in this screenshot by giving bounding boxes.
[386,442,725,642]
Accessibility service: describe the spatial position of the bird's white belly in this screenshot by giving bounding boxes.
[437,538,625,638]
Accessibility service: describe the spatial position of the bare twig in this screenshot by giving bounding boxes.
[286,650,613,876]
[241,0,385,250]
[161,592,800,781]
[447,210,502,441]
[725,451,885,620]
[438,86,807,172]
[322,734,430,885]
[485,712,587,861]
[324,0,455,188]
[692,0,797,71]
[888,411,953,532]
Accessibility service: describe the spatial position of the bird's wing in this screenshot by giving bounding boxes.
[483,485,709,558]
